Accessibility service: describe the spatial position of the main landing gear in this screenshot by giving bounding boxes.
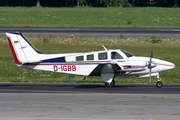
[105,80,115,87]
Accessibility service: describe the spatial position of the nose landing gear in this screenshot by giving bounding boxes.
[156,81,163,88]
[156,75,163,88]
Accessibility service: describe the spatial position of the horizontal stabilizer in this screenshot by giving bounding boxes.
[22,60,42,65]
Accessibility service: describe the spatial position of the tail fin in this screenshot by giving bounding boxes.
[6,32,41,65]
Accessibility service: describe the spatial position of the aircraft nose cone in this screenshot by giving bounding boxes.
[172,63,175,68]
[164,61,175,69]
[155,60,175,71]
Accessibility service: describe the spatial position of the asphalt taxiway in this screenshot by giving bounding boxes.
[0,84,180,94]
[0,84,180,120]
[1,27,180,38]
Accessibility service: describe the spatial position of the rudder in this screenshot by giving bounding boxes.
[6,32,41,65]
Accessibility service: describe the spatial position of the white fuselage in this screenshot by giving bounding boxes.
[21,49,175,77]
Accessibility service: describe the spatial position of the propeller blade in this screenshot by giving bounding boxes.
[149,49,153,84]
[149,68,151,84]
[151,48,153,59]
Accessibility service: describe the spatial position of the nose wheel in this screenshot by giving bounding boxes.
[156,74,163,88]
[156,81,163,88]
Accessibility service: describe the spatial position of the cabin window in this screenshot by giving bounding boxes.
[111,52,123,59]
[76,56,84,61]
[98,52,107,60]
[87,54,94,61]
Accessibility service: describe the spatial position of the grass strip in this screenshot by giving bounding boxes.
[0,7,180,28]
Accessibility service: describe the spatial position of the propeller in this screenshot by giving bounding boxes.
[147,49,156,84]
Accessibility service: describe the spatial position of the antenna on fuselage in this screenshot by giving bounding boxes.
[102,45,107,51]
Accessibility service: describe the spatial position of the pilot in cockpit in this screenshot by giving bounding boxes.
[111,52,116,59]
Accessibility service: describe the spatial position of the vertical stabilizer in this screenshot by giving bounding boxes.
[6,32,41,65]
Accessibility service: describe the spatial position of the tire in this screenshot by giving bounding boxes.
[156,81,163,88]
[105,80,115,87]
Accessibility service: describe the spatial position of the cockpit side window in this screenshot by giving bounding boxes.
[98,52,107,60]
[111,52,123,59]
[121,50,134,58]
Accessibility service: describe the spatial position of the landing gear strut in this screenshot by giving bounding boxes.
[105,80,115,87]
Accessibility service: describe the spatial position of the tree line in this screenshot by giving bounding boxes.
[0,0,179,7]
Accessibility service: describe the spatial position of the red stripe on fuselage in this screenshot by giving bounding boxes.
[155,63,175,67]
[7,37,22,65]
[38,63,100,65]
[123,66,144,69]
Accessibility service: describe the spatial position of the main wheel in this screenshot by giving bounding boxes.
[105,80,115,87]
[156,81,163,88]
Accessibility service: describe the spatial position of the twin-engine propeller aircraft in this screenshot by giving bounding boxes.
[6,32,175,88]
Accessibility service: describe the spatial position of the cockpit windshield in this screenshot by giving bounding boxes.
[120,49,134,58]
